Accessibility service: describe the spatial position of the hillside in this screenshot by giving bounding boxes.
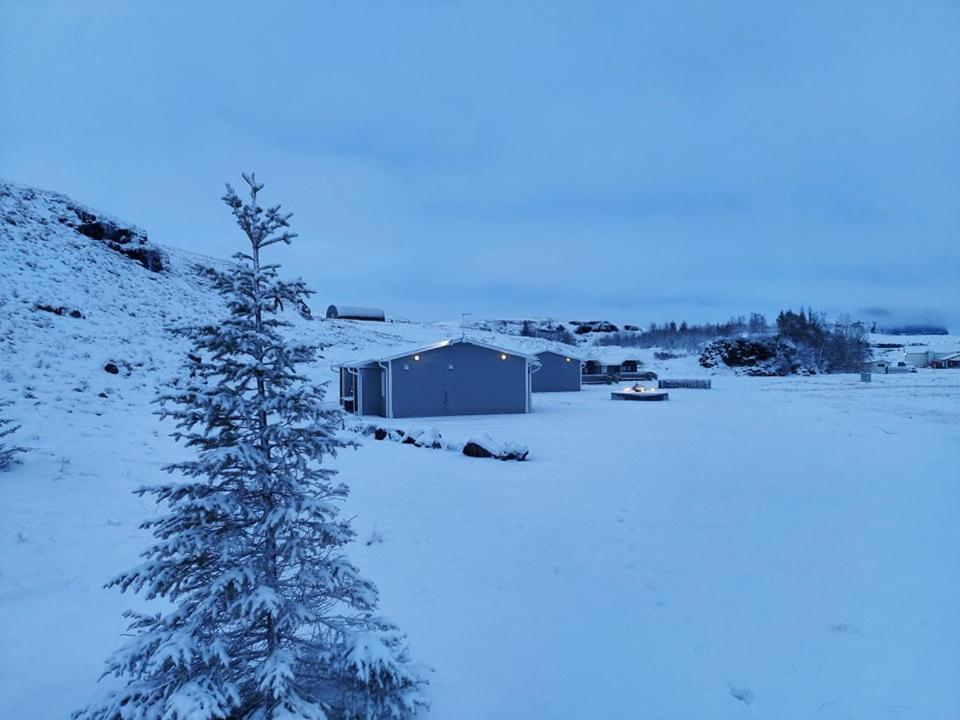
[1,181,958,719]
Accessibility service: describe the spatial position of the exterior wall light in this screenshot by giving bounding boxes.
[500,353,508,360]
[565,357,572,362]
[413,354,421,361]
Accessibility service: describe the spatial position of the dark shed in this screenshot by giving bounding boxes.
[326,305,386,321]
[532,350,582,392]
[335,339,539,418]
[582,360,603,375]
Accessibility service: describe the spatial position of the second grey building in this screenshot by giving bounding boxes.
[532,350,582,392]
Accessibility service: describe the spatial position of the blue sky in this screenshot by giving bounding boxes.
[2,1,958,328]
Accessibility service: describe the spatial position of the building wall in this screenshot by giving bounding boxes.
[390,349,447,417]
[358,366,384,416]
[443,342,528,415]
[533,351,581,392]
[904,351,933,366]
[389,342,529,417]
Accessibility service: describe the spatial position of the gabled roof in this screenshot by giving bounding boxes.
[334,337,539,369]
[536,349,585,361]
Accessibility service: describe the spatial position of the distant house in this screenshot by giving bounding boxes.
[930,352,960,369]
[607,359,652,380]
[325,305,386,321]
[581,359,609,384]
[902,349,960,368]
[582,359,603,375]
[581,358,655,383]
[532,351,582,392]
[334,338,539,418]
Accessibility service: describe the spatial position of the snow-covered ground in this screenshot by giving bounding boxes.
[2,181,959,718]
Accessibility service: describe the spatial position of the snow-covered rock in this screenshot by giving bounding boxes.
[462,435,529,461]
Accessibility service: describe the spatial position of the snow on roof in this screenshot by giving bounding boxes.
[334,337,540,369]
[536,349,586,361]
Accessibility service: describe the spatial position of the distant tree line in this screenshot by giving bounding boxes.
[516,308,875,374]
[595,313,770,350]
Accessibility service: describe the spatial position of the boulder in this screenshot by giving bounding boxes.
[463,435,529,461]
[462,440,495,459]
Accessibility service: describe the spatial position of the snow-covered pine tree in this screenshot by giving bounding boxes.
[75,173,426,720]
[0,401,25,470]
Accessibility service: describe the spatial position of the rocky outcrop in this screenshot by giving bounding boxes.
[571,320,619,335]
[59,205,165,272]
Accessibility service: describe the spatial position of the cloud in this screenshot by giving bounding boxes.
[1,0,957,329]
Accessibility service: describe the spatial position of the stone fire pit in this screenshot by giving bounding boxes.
[611,384,669,402]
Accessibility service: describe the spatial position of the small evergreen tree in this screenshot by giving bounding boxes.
[76,174,425,720]
[0,401,25,470]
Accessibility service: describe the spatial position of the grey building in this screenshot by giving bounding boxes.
[335,339,539,418]
[532,350,582,392]
[325,305,386,321]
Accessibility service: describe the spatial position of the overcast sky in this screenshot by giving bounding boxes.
[2,1,958,328]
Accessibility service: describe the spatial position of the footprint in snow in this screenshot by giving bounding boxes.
[728,684,753,705]
[828,622,860,635]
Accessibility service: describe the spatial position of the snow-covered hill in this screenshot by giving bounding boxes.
[0,180,588,392]
[2,181,958,719]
